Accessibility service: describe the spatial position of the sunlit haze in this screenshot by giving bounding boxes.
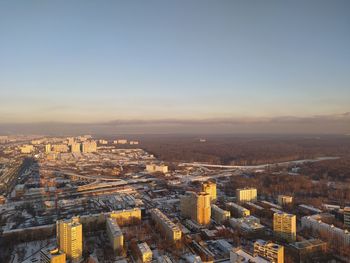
[1,1,350,133]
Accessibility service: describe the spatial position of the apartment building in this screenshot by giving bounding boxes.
[226,202,250,217]
[150,208,182,242]
[82,140,97,153]
[344,207,350,229]
[236,188,257,202]
[211,204,230,224]
[40,247,66,263]
[146,164,168,174]
[56,216,82,262]
[277,195,293,206]
[254,239,284,263]
[136,242,152,263]
[106,217,124,252]
[202,181,217,202]
[273,212,296,242]
[180,191,211,225]
[110,208,142,226]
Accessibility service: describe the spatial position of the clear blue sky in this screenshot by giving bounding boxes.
[0,0,349,123]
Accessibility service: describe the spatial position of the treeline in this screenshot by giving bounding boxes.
[139,135,350,165]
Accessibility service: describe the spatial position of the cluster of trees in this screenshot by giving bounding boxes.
[140,135,350,165]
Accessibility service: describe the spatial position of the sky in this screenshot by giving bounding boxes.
[0,1,350,133]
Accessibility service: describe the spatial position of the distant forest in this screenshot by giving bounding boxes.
[135,135,350,166]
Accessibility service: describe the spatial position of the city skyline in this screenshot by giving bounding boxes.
[1,0,350,130]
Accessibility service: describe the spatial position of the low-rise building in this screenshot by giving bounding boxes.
[211,204,230,224]
[254,239,284,263]
[150,208,182,242]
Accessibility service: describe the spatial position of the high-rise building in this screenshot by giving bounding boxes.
[253,239,284,263]
[236,188,257,202]
[67,137,75,145]
[202,181,217,202]
[344,207,350,229]
[40,247,66,263]
[56,217,83,262]
[277,195,293,206]
[82,140,97,153]
[211,204,230,224]
[106,217,124,253]
[273,212,296,242]
[180,191,211,225]
[70,143,81,153]
[150,208,182,242]
[45,144,51,154]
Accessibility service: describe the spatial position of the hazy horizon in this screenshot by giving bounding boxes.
[1,1,350,133]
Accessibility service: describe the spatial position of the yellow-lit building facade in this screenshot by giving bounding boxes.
[273,212,296,242]
[40,247,66,263]
[150,208,182,242]
[82,140,97,153]
[136,242,152,263]
[277,195,293,206]
[236,188,257,202]
[70,143,81,153]
[106,217,124,253]
[180,191,211,225]
[56,216,83,262]
[45,144,51,154]
[202,181,217,202]
[110,208,142,226]
[20,144,34,154]
[254,239,284,263]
